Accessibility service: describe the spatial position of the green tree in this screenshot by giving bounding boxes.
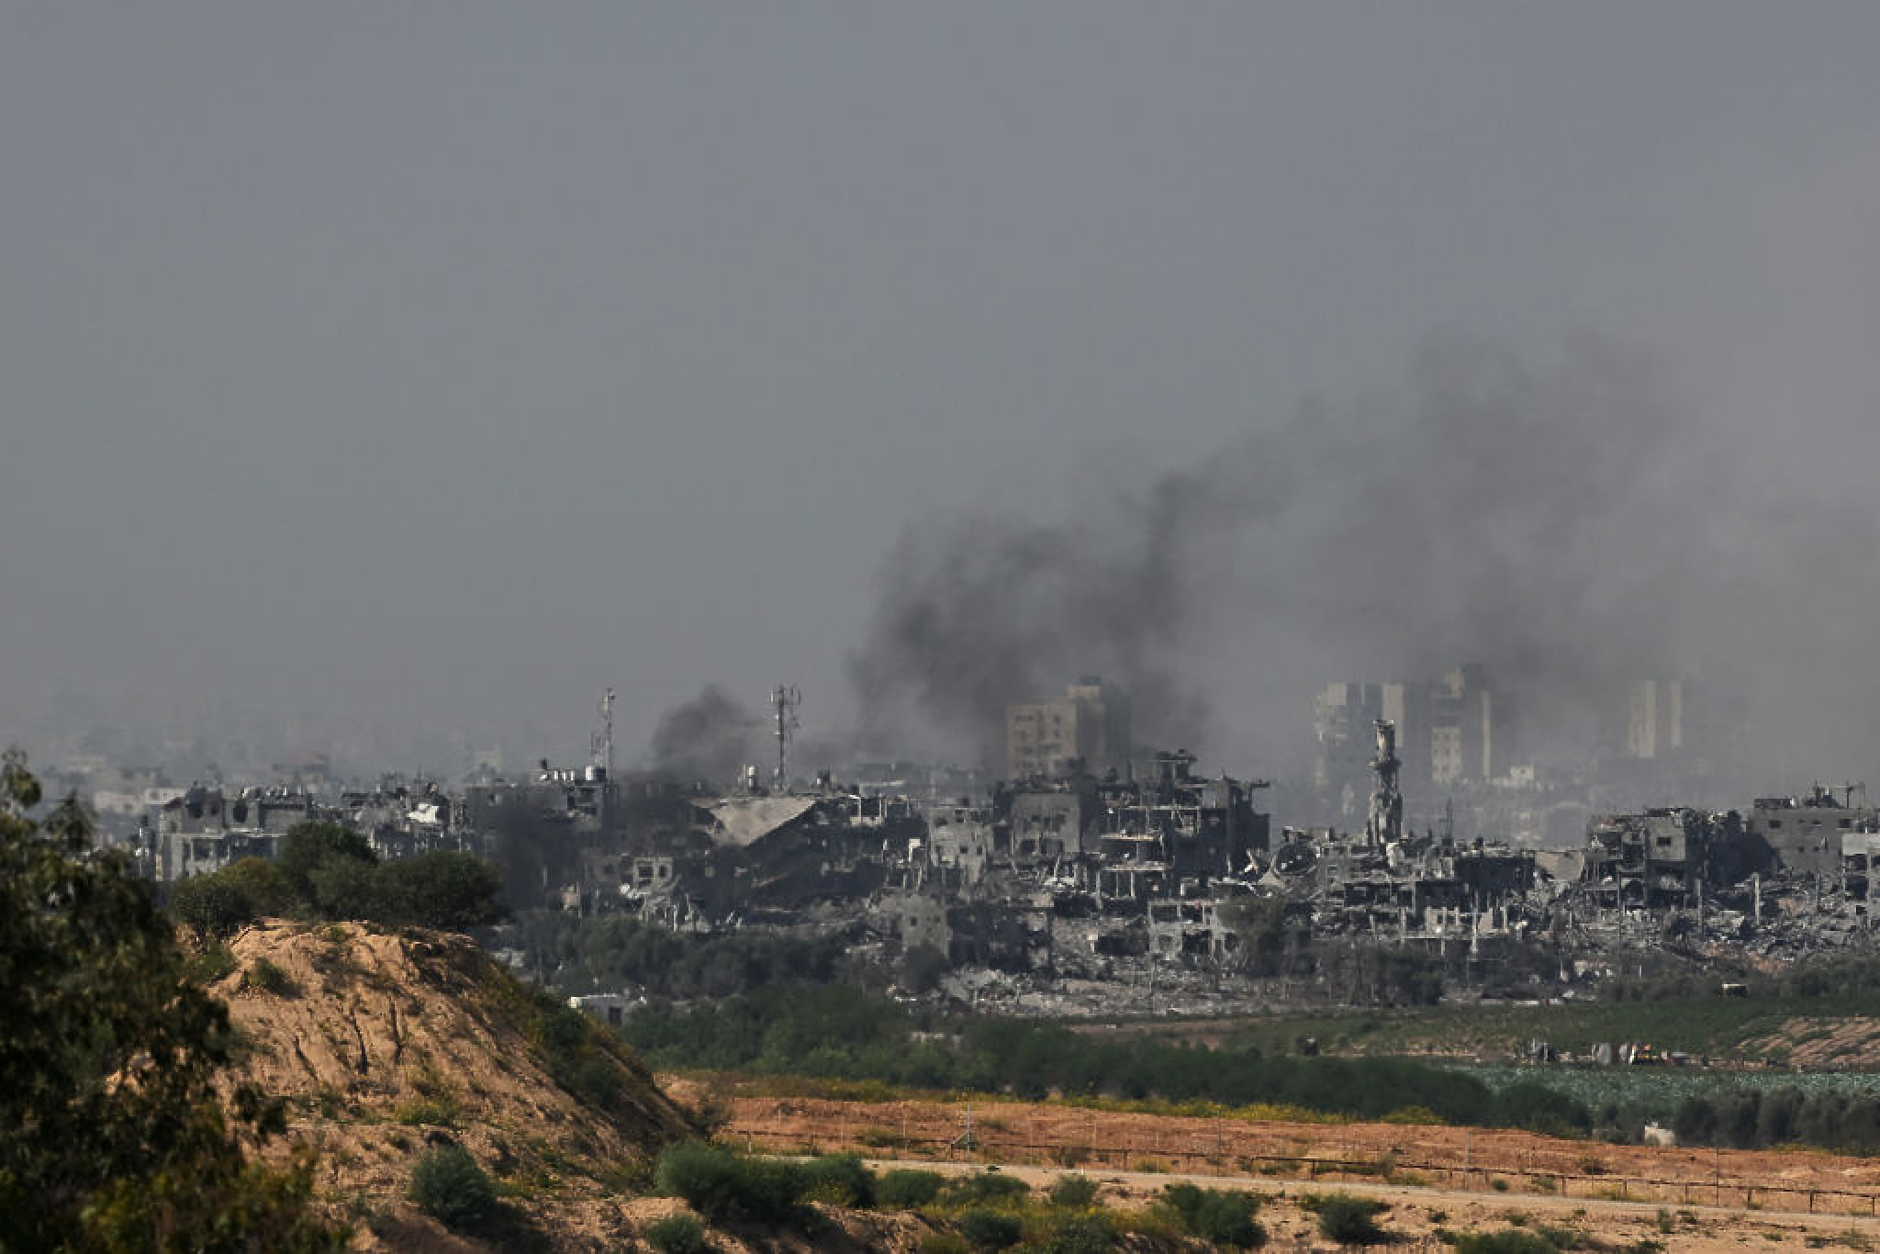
[374,851,507,929]
[277,818,377,905]
[170,871,260,939]
[219,854,297,916]
[0,749,343,1251]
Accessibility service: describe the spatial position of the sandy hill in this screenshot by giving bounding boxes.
[210,919,697,1248]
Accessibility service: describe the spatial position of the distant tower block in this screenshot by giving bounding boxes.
[771,685,801,791]
[1368,719,1403,846]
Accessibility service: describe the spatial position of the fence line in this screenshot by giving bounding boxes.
[729,1123,1880,1219]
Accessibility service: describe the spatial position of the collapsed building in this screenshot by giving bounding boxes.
[134,674,1880,1013]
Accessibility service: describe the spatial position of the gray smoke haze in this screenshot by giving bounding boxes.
[645,685,761,786]
[848,333,1880,779]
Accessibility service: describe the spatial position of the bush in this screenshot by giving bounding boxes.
[945,1170,1030,1207]
[1037,1211,1116,1253]
[278,821,377,905]
[654,1142,804,1224]
[1161,1182,1264,1248]
[957,1208,1022,1251]
[800,1153,875,1208]
[1453,1230,1561,1254]
[219,856,296,916]
[1048,1174,1099,1209]
[242,957,293,995]
[1493,1082,1592,1137]
[408,1144,496,1232]
[170,874,258,939]
[879,1168,946,1209]
[645,1211,712,1254]
[1306,1192,1389,1245]
[373,852,507,930]
[185,941,240,984]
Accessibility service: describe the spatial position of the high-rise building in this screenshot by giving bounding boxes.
[1005,677,1131,780]
[1623,678,1684,761]
[1313,682,1381,791]
[1317,664,1516,794]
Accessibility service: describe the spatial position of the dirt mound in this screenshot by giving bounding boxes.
[212,920,696,1248]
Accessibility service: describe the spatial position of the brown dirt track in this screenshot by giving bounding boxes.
[682,1082,1880,1249]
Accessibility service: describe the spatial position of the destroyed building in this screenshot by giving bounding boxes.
[1317,665,1517,798]
[154,784,317,881]
[1005,677,1131,780]
[1747,785,1877,879]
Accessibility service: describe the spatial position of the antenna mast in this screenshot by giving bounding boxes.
[591,687,615,777]
[771,685,801,792]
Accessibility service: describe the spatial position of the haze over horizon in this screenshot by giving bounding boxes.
[5,6,1880,786]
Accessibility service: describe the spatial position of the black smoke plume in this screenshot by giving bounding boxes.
[645,684,761,785]
[847,334,1879,782]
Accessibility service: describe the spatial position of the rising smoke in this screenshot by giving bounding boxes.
[847,333,1880,782]
[645,683,761,786]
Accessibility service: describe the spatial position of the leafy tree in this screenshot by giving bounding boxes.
[219,854,297,916]
[170,871,261,939]
[307,853,384,920]
[374,851,507,929]
[277,818,377,904]
[0,749,343,1251]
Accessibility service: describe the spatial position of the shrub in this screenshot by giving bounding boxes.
[1161,1183,1264,1248]
[1037,1211,1116,1254]
[1453,1230,1560,1254]
[242,957,293,995]
[185,941,239,984]
[945,1170,1030,1207]
[1048,1174,1099,1210]
[645,1212,712,1254]
[278,820,377,906]
[654,1142,804,1224]
[800,1154,875,1208]
[879,1168,946,1209]
[408,1144,496,1232]
[372,852,507,930]
[170,874,257,939]
[957,1208,1022,1251]
[1306,1192,1389,1245]
[219,856,296,916]
[1493,1082,1592,1137]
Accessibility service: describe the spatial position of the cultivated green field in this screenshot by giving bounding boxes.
[1218,993,1880,1063]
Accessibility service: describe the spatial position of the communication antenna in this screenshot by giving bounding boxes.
[771,685,801,791]
[591,687,615,777]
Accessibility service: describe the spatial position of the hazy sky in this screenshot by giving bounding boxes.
[5,6,1879,775]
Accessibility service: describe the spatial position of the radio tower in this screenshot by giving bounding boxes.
[591,687,615,777]
[771,685,801,792]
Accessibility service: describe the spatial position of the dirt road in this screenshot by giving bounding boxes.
[664,1080,1880,1246]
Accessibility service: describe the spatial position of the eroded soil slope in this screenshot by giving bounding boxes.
[211,920,695,1247]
